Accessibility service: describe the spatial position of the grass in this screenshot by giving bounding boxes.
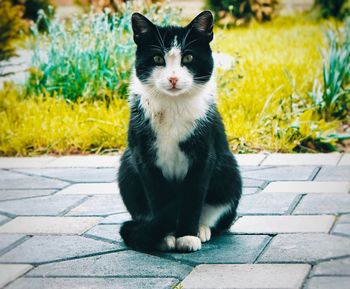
[0,16,347,155]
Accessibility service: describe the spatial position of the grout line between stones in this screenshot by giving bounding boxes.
[253,235,274,264]
[58,196,91,216]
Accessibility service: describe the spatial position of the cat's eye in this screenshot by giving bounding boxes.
[182,54,193,64]
[153,55,165,65]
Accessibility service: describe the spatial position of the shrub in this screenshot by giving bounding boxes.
[207,0,279,25]
[314,0,350,19]
[309,18,350,120]
[0,0,27,67]
[27,1,181,101]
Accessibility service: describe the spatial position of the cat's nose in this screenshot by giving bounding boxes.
[168,76,178,87]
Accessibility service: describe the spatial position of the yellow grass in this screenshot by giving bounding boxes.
[0,16,341,156]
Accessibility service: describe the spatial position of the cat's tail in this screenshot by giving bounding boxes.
[120,202,177,251]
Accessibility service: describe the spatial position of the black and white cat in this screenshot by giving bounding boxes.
[118,11,242,252]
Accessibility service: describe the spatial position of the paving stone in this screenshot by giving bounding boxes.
[234,154,266,166]
[45,155,119,168]
[0,195,85,216]
[237,192,300,215]
[164,234,270,264]
[242,178,266,188]
[0,189,55,201]
[6,277,179,289]
[293,194,350,215]
[0,234,25,254]
[181,264,310,289]
[0,170,68,189]
[242,166,317,181]
[338,154,350,166]
[28,250,192,279]
[13,168,116,183]
[0,236,118,264]
[242,187,260,195]
[0,217,102,235]
[100,212,131,224]
[0,264,32,288]
[332,223,350,237]
[0,214,8,224]
[84,224,122,243]
[263,181,350,194]
[0,157,55,168]
[304,277,350,289]
[259,233,350,263]
[338,214,350,223]
[262,153,341,166]
[231,215,335,234]
[312,257,350,276]
[56,183,119,195]
[66,195,126,216]
[315,166,350,181]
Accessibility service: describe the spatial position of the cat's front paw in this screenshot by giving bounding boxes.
[176,236,201,252]
[197,225,211,243]
[157,234,176,251]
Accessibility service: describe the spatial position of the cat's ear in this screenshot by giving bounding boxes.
[187,11,214,42]
[131,13,155,44]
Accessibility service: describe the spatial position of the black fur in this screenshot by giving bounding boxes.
[118,11,242,252]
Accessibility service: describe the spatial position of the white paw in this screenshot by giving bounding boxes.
[197,225,211,243]
[176,236,201,252]
[157,235,176,251]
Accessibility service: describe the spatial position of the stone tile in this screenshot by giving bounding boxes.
[0,217,102,235]
[313,257,350,276]
[100,212,131,224]
[66,195,126,216]
[293,194,350,215]
[262,153,341,166]
[338,214,350,223]
[28,251,192,279]
[242,178,266,188]
[332,223,350,237]
[6,277,179,289]
[13,168,116,183]
[0,264,32,288]
[0,157,55,168]
[0,214,8,224]
[0,170,68,189]
[242,187,261,195]
[0,195,85,216]
[315,166,350,181]
[84,224,122,243]
[259,233,350,263]
[231,215,335,234]
[181,264,310,289]
[304,277,350,289]
[56,183,119,195]
[45,155,119,168]
[237,192,300,215]
[242,166,317,181]
[164,234,270,264]
[0,236,118,264]
[0,234,25,254]
[338,154,350,166]
[263,181,350,194]
[0,189,55,201]
[234,154,267,166]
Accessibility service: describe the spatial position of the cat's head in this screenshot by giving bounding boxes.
[131,11,214,97]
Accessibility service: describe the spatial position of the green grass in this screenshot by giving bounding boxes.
[0,15,347,156]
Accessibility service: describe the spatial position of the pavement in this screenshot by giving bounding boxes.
[0,153,349,289]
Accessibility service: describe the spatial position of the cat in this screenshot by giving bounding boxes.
[118,10,242,252]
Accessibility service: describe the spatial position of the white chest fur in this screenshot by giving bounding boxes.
[130,75,215,181]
